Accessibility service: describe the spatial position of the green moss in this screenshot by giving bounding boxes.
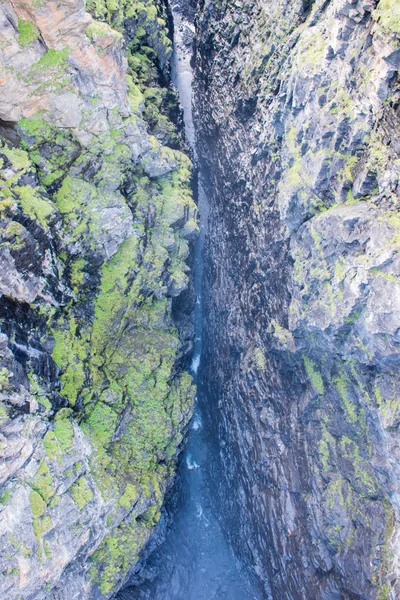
[85,401,119,446]
[90,517,149,595]
[86,20,122,42]
[119,483,138,509]
[0,402,8,423]
[0,367,10,391]
[43,414,75,462]
[329,88,355,118]
[54,173,129,250]
[52,317,88,406]
[19,117,52,141]
[0,489,10,505]
[373,0,400,33]
[33,515,51,541]
[334,258,346,282]
[37,396,52,411]
[378,583,391,600]
[86,0,172,88]
[254,348,266,370]
[340,436,377,496]
[375,384,383,406]
[377,500,395,598]
[35,48,70,70]
[69,258,86,291]
[1,146,31,172]
[71,477,93,509]
[127,78,145,113]
[318,441,330,471]
[303,355,324,394]
[32,461,55,503]
[91,234,139,357]
[0,7,198,590]
[17,19,39,47]
[271,320,294,346]
[41,170,64,187]
[54,412,75,451]
[298,31,326,69]
[43,431,61,462]
[44,540,52,559]
[334,370,358,424]
[30,490,46,518]
[339,155,359,183]
[15,185,55,228]
[2,221,26,250]
[21,546,32,558]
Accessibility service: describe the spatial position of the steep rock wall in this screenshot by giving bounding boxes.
[195,0,400,598]
[0,0,197,598]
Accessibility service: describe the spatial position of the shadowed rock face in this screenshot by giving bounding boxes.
[0,0,198,598]
[194,0,400,598]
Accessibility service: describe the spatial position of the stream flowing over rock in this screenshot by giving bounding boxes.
[1,0,400,599]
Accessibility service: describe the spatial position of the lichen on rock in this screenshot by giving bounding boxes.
[195,0,400,597]
[0,0,197,598]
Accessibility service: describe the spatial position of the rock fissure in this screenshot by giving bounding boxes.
[2,0,400,599]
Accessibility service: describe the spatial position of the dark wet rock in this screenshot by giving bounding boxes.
[194,0,400,598]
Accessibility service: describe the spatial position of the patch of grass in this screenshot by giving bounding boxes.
[17,19,39,47]
[35,48,70,70]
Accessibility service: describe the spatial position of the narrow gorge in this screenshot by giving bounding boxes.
[1,1,400,600]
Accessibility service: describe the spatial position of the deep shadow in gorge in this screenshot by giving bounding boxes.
[115,2,263,599]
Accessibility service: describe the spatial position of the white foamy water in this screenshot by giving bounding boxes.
[196,504,210,526]
[186,454,200,470]
[191,415,203,431]
[170,9,196,152]
[191,353,200,374]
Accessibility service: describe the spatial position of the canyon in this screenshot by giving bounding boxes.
[1,0,400,599]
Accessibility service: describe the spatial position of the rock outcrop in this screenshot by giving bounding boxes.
[195,0,400,598]
[0,0,197,598]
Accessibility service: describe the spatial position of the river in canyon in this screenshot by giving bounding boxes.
[115,4,262,600]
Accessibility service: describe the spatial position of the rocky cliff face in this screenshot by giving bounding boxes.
[195,0,400,598]
[0,0,198,598]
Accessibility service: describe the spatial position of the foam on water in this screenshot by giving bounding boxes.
[191,415,203,431]
[186,454,200,470]
[191,354,200,374]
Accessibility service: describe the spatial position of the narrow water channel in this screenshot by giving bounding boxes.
[115,3,262,600]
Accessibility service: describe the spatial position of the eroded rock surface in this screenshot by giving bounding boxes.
[195,0,400,598]
[0,0,197,598]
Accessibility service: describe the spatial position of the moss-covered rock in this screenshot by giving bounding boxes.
[0,0,197,598]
